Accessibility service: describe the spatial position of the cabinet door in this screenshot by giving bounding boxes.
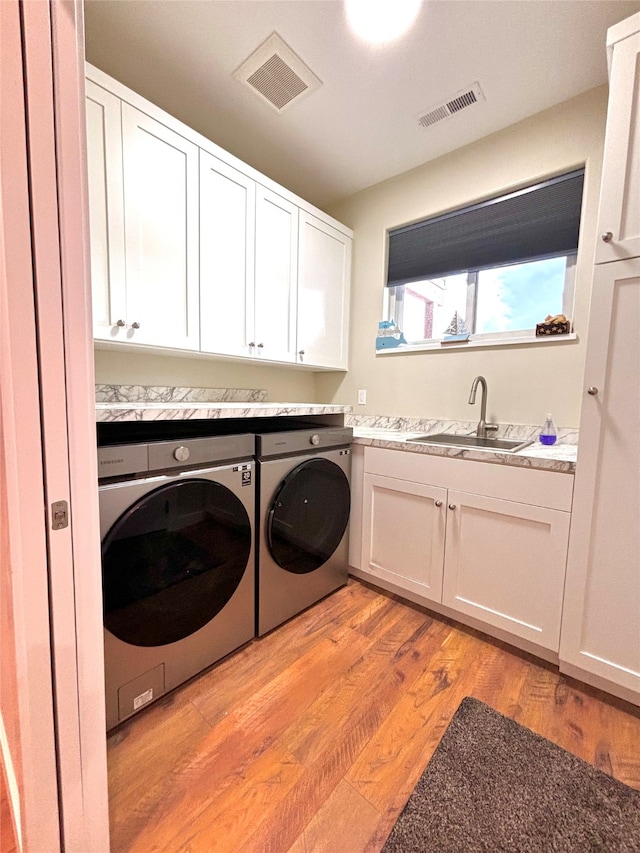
[122,103,199,350]
[361,473,446,603]
[85,81,126,341]
[200,151,255,357]
[443,491,570,651]
[560,259,640,697]
[297,212,351,369]
[254,186,298,363]
[594,30,640,264]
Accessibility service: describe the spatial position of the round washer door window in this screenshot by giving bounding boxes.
[102,479,251,647]
[267,458,350,574]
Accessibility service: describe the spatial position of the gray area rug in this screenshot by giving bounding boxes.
[382,696,640,852]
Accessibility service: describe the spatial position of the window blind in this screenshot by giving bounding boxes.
[386,168,585,287]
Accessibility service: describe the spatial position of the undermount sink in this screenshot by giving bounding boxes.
[405,433,533,452]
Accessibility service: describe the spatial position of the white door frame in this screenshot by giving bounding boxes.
[1,1,109,850]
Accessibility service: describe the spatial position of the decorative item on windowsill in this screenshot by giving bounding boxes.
[375,320,407,350]
[535,314,571,336]
[441,311,470,344]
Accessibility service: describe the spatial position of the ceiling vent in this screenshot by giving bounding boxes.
[418,82,485,130]
[233,32,322,113]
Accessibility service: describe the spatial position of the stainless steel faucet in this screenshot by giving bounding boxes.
[468,375,498,438]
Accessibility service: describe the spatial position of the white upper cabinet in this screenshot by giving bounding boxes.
[254,186,298,363]
[297,212,351,369]
[85,63,352,367]
[121,104,199,350]
[594,23,640,264]
[85,80,126,342]
[199,151,256,357]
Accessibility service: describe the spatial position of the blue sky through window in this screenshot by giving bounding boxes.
[476,257,567,334]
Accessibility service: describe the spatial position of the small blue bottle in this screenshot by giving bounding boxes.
[540,413,557,446]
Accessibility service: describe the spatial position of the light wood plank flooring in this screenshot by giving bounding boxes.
[107,579,640,853]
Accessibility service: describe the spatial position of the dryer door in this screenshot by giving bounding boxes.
[267,458,350,574]
[102,477,252,646]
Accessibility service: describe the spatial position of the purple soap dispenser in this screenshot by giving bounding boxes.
[539,413,558,446]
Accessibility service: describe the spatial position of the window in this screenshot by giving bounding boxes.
[384,169,584,348]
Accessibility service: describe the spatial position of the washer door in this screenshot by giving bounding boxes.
[267,458,350,574]
[102,478,252,647]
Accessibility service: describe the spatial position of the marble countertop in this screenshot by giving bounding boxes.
[95,401,353,422]
[351,428,577,473]
[94,386,576,473]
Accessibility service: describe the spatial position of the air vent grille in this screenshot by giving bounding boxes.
[418,83,485,130]
[233,32,322,113]
[246,54,309,110]
[447,90,478,113]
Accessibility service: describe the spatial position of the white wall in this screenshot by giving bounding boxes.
[318,86,609,429]
[94,347,319,402]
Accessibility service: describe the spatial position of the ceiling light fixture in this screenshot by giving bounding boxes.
[345,0,422,45]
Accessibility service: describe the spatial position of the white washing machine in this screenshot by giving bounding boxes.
[256,426,352,636]
[98,433,255,730]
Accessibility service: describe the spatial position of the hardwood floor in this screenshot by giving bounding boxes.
[107,579,640,853]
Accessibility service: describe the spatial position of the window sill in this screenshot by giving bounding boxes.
[375,332,578,355]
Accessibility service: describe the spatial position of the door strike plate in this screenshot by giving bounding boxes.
[51,500,69,530]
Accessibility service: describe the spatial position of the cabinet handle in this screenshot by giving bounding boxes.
[601,231,613,243]
[115,319,126,327]
[131,321,140,329]
[587,386,599,396]
[435,500,443,507]
[448,504,457,510]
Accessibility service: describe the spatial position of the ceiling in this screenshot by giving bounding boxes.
[83,0,639,210]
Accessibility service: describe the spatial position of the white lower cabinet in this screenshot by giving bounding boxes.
[362,473,445,603]
[442,490,570,650]
[356,447,573,653]
[560,259,640,702]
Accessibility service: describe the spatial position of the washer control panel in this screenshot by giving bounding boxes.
[98,433,255,480]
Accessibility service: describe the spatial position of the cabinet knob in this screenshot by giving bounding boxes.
[298,350,305,359]
[116,319,126,327]
[435,500,443,507]
[248,342,255,348]
[257,342,264,348]
[587,386,599,396]
[173,446,190,462]
[131,321,140,329]
[448,504,457,510]
[601,231,613,243]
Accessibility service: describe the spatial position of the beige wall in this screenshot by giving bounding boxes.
[318,86,609,429]
[94,347,320,402]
